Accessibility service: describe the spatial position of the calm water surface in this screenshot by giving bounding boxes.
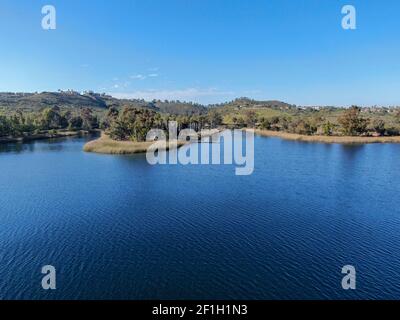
[1,134,400,299]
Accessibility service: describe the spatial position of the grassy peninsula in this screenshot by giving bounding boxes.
[83,132,187,154]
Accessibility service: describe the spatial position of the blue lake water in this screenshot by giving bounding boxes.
[1,134,400,300]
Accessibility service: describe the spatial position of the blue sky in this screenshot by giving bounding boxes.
[1,0,400,105]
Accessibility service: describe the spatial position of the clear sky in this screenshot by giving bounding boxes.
[1,0,400,106]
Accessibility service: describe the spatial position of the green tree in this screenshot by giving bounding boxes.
[290,119,316,135]
[232,116,238,126]
[81,108,98,130]
[371,119,386,136]
[207,109,222,128]
[68,116,83,130]
[338,106,369,136]
[0,115,11,136]
[236,117,245,128]
[108,107,162,142]
[100,107,119,129]
[322,122,334,136]
[244,110,257,127]
[109,118,128,140]
[37,107,63,130]
[395,109,400,123]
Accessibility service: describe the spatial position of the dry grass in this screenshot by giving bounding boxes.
[83,133,186,154]
[253,129,400,144]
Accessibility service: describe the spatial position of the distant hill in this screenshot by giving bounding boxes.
[0,92,110,109]
[152,100,206,115]
[0,91,207,115]
[211,97,296,110]
[2,92,398,116]
[0,92,310,117]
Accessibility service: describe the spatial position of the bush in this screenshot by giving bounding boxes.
[386,127,400,136]
[322,122,334,136]
[371,119,386,136]
[338,106,369,136]
[289,119,317,135]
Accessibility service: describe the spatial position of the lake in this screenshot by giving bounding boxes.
[1,134,400,300]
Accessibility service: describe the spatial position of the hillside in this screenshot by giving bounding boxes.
[0,91,206,115]
[212,97,296,110]
[1,92,399,123]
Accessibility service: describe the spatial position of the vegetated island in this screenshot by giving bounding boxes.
[83,132,188,155]
[2,91,400,152]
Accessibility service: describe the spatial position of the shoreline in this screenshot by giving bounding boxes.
[4,128,400,148]
[83,133,185,155]
[85,128,400,155]
[0,130,91,144]
[253,129,400,144]
[83,129,221,155]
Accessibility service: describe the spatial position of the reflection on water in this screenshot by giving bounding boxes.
[339,143,365,158]
[0,133,99,154]
[0,142,32,154]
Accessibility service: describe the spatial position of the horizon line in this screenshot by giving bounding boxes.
[1,90,400,109]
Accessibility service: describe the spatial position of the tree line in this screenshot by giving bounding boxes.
[103,107,223,142]
[0,106,99,137]
[2,105,400,140]
[0,105,223,140]
[236,106,400,136]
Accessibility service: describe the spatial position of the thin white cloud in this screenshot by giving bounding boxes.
[110,87,235,104]
[129,73,159,80]
[129,74,146,80]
